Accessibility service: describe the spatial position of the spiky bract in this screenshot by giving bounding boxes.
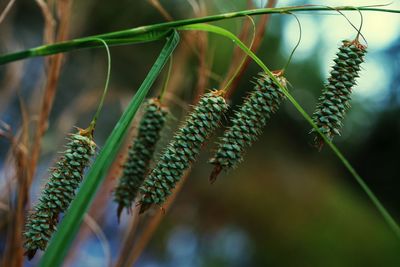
[139,91,228,212]
[114,98,168,219]
[311,39,366,148]
[209,72,287,182]
[23,132,96,259]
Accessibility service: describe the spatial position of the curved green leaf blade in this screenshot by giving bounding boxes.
[0,30,170,65]
[38,30,180,267]
[1,6,399,65]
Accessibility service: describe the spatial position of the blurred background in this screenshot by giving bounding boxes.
[0,0,400,266]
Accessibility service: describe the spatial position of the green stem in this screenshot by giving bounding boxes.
[178,23,400,240]
[0,31,171,65]
[85,38,111,136]
[281,13,301,73]
[0,6,399,65]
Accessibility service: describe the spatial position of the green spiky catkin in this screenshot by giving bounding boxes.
[23,130,96,259]
[311,39,367,149]
[114,98,168,219]
[209,72,287,182]
[139,91,229,213]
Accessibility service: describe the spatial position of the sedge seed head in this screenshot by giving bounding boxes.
[139,91,228,213]
[23,132,95,259]
[209,72,287,182]
[311,39,367,149]
[113,98,168,220]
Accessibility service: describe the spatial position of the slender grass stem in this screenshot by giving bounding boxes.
[0,6,399,65]
[221,16,256,93]
[84,38,111,136]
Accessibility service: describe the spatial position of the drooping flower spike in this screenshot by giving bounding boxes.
[23,129,96,259]
[114,98,168,220]
[209,71,288,182]
[311,39,367,149]
[139,90,229,213]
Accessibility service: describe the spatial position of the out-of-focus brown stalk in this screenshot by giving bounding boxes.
[1,1,73,265]
[223,0,277,99]
[147,0,173,21]
[113,205,140,267]
[83,215,112,267]
[0,0,16,25]
[119,172,190,267]
[0,61,24,114]
[34,0,56,45]
[29,0,72,188]
[0,16,24,114]
[2,97,30,267]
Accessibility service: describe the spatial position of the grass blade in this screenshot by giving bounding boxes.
[1,6,399,65]
[38,30,180,267]
[0,30,171,65]
[178,23,400,240]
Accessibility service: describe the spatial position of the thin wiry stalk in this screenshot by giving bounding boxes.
[0,6,399,64]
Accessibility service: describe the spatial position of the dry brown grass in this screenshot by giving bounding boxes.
[2,97,30,267]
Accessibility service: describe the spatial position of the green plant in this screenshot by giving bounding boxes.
[37,31,179,267]
[209,71,287,182]
[311,38,366,149]
[23,130,96,259]
[0,5,399,267]
[139,90,229,212]
[114,98,168,219]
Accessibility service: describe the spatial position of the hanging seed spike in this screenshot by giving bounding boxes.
[23,208,58,260]
[209,72,288,183]
[23,129,96,259]
[113,98,168,221]
[311,39,366,150]
[139,90,229,213]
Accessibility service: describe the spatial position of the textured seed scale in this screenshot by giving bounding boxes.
[114,98,168,219]
[311,39,366,148]
[23,132,96,260]
[209,72,287,182]
[139,91,229,213]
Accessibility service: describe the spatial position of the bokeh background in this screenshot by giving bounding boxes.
[1,0,400,266]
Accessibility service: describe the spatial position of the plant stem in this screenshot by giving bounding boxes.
[84,38,111,137]
[0,6,399,65]
[221,16,256,94]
